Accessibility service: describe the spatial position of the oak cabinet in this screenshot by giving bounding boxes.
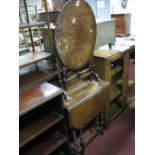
[94,48,129,128]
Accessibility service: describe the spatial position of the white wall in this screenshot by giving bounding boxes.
[110,0,135,35]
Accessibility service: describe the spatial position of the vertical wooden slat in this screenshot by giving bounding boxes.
[23,0,35,51]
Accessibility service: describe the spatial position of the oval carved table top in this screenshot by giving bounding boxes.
[55,0,96,70]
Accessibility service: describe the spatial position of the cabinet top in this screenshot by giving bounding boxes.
[19,82,63,117]
[94,49,120,59]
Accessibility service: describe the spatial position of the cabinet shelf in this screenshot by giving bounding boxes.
[111,65,122,76]
[22,131,68,155]
[19,21,47,29]
[19,82,63,117]
[115,78,123,85]
[19,51,51,68]
[110,86,122,101]
[114,79,134,90]
[20,70,58,92]
[19,83,70,154]
[20,111,63,148]
[113,78,123,89]
[109,102,123,122]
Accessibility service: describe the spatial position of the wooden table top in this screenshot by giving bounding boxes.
[64,80,109,111]
[19,82,63,117]
[55,0,96,70]
[19,51,51,68]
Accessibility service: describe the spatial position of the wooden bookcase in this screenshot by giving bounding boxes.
[19,0,59,91]
[19,82,70,155]
[19,50,58,92]
[94,49,129,128]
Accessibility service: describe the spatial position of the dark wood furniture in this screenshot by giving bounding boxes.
[64,80,110,129]
[19,0,59,91]
[19,69,58,91]
[94,47,130,128]
[19,0,58,71]
[19,82,70,155]
[19,51,51,68]
[54,1,110,154]
[111,13,131,37]
[19,51,57,92]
